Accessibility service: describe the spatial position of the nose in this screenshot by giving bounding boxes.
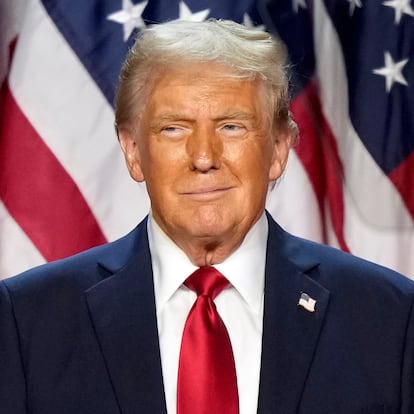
[186,126,222,172]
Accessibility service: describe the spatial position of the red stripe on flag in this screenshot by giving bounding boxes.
[388,150,414,221]
[0,82,107,262]
[291,81,350,252]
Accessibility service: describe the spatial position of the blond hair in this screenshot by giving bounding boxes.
[115,19,298,142]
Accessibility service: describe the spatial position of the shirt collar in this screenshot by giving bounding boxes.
[148,213,268,315]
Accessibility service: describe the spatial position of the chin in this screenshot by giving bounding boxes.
[185,220,226,237]
[190,207,231,231]
[187,218,244,244]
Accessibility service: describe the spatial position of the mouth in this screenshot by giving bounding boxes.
[182,186,233,200]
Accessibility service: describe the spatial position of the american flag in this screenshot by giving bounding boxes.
[1,0,413,279]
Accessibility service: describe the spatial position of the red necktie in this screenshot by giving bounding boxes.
[177,266,239,414]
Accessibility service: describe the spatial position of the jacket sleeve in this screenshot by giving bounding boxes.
[401,295,414,413]
[0,281,27,413]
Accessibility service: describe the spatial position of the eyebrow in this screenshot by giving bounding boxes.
[214,111,256,121]
[150,110,256,125]
[153,111,255,122]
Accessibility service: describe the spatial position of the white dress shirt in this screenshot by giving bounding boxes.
[148,213,267,414]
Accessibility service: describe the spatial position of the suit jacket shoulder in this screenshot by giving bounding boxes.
[3,217,148,296]
[267,212,414,297]
[0,216,167,414]
[259,213,414,414]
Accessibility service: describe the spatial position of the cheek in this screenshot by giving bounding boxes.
[144,155,189,204]
[226,139,273,180]
[139,139,184,176]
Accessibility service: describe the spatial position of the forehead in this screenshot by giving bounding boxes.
[143,62,266,116]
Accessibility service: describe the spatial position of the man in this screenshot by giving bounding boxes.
[1,19,413,414]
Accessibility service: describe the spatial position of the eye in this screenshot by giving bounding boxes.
[219,123,247,138]
[160,125,188,139]
[223,124,241,131]
[163,126,179,132]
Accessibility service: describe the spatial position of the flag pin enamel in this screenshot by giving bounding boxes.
[298,292,316,313]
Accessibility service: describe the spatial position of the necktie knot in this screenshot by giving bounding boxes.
[184,266,229,299]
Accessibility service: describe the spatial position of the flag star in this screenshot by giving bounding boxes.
[373,51,409,92]
[107,0,148,42]
[243,13,266,31]
[348,0,363,16]
[177,1,210,21]
[292,0,307,13]
[383,0,414,24]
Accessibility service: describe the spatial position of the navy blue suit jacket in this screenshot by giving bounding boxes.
[1,214,414,413]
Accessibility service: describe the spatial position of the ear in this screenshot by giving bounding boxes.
[117,128,145,182]
[269,131,291,181]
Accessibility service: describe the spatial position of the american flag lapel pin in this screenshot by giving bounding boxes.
[298,292,316,313]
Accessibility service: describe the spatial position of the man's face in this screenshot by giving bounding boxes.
[119,62,290,262]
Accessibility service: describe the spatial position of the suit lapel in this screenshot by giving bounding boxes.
[257,216,330,414]
[83,214,330,414]
[85,221,167,414]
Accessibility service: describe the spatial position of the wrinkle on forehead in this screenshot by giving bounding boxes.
[134,61,271,134]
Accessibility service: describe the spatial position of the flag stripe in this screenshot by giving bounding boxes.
[0,83,107,261]
[389,151,414,221]
[266,150,325,244]
[0,200,45,278]
[292,81,350,252]
[9,0,148,242]
[314,1,413,231]
[313,0,414,275]
[321,0,414,174]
